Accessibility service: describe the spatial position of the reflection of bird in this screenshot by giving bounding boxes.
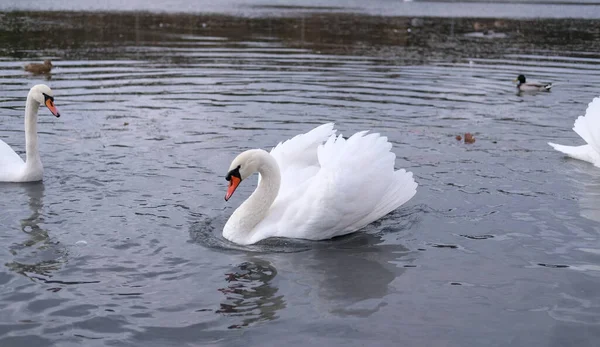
[572,169,600,223]
[306,241,414,317]
[305,238,408,306]
[514,74,552,92]
[549,96,600,167]
[4,183,62,279]
[20,183,47,247]
[217,259,285,329]
[216,236,414,327]
[0,84,61,182]
[222,123,418,245]
[24,59,52,75]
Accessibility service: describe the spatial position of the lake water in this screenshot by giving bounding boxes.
[1,3,600,347]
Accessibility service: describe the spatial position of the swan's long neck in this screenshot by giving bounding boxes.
[224,152,281,244]
[24,94,41,165]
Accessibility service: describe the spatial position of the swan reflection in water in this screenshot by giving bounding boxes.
[214,226,416,328]
[217,258,285,329]
[574,175,600,224]
[279,231,414,317]
[4,183,66,280]
[562,163,600,224]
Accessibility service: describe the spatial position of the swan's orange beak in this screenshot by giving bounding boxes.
[45,98,60,118]
[225,176,241,201]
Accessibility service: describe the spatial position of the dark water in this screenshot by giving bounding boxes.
[1,5,600,347]
[2,0,600,18]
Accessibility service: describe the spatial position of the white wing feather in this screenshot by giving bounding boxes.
[268,123,336,199]
[549,96,600,167]
[548,143,600,167]
[573,96,600,154]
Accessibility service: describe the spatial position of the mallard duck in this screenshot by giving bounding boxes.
[24,60,52,75]
[514,74,552,92]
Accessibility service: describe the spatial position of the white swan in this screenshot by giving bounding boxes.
[222,123,418,245]
[549,96,600,167]
[0,84,61,182]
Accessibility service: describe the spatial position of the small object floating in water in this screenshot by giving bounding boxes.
[538,263,569,268]
[455,135,462,141]
[24,59,53,75]
[75,240,88,246]
[514,74,552,92]
[548,96,600,167]
[221,123,418,245]
[432,244,458,249]
[464,133,476,144]
[460,234,494,240]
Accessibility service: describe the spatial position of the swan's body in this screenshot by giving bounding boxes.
[223,123,418,245]
[515,74,552,92]
[549,96,600,167]
[0,84,60,182]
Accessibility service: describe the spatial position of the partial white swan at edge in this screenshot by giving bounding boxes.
[0,84,61,182]
[549,96,600,167]
[222,123,418,245]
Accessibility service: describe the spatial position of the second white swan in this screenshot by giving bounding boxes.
[223,123,418,245]
[0,84,61,182]
[548,96,600,167]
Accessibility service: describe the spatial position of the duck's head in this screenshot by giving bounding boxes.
[29,84,60,118]
[224,149,265,201]
[514,74,526,84]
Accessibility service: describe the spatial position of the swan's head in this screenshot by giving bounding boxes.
[224,149,264,201]
[514,74,526,84]
[30,84,60,118]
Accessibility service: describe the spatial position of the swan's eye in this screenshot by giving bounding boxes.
[226,165,242,181]
[42,93,54,102]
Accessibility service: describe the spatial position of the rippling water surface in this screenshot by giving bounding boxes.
[1,8,600,347]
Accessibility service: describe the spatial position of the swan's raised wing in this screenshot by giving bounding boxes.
[259,130,417,242]
[573,96,600,154]
[267,123,336,197]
